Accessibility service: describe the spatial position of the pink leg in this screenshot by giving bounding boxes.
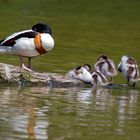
[20,56,31,72]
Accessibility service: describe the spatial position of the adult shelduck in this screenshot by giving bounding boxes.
[0,23,54,71]
[94,55,117,83]
[118,56,140,87]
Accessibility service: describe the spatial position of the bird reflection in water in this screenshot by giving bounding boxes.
[27,107,35,140]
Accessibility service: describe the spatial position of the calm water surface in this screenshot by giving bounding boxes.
[0,86,140,140]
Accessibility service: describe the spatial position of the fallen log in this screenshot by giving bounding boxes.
[0,63,86,88]
[0,63,131,89]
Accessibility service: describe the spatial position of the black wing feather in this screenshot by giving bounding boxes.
[14,31,37,40]
[0,31,37,46]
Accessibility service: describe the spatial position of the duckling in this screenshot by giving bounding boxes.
[94,55,117,83]
[75,66,93,84]
[91,70,109,88]
[66,64,93,84]
[118,56,140,87]
[66,64,91,78]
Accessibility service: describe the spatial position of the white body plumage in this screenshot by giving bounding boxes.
[0,30,54,57]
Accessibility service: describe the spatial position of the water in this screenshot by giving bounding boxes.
[0,86,140,140]
[0,0,140,139]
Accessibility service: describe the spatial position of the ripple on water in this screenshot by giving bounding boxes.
[0,86,140,139]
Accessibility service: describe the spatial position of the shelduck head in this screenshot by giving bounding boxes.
[33,23,54,53]
[32,23,52,35]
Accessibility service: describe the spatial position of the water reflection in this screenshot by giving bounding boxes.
[116,89,139,135]
[0,87,49,140]
[93,88,114,112]
[0,86,139,139]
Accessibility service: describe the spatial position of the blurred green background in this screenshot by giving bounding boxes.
[0,0,140,84]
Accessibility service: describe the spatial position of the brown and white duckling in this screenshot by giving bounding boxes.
[94,55,117,83]
[66,64,93,84]
[75,66,93,83]
[118,56,140,87]
[91,70,109,88]
[65,64,91,78]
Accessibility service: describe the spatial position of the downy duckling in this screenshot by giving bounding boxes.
[91,70,109,88]
[94,55,117,83]
[75,66,93,84]
[66,65,93,84]
[66,64,91,78]
[118,56,140,87]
